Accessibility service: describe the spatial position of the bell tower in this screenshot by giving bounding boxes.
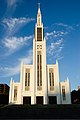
[35,3,44,42]
[33,3,48,104]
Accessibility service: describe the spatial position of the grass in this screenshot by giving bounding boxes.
[0,104,80,119]
[0,104,6,108]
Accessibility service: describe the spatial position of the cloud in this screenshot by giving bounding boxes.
[19,49,33,64]
[6,0,21,7]
[1,17,34,56]
[45,30,68,40]
[55,23,69,27]
[2,17,35,35]
[47,38,64,59]
[45,23,75,39]
[3,0,22,18]
[2,35,33,56]
[3,17,35,30]
[0,49,32,77]
[45,23,74,61]
[55,23,74,31]
[57,56,64,60]
[0,65,20,77]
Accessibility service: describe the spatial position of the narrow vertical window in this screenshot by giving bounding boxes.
[49,68,54,91]
[37,55,39,86]
[25,73,27,86]
[52,73,54,86]
[14,86,17,101]
[40,54,42,86]
[28,73,30,86]
[37,28,42,41]
[49,73,51,86]
[37,51,42,90]
[25,69,30,91]
[62,86,66,100]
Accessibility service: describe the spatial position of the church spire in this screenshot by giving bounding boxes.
[37,3,42,26]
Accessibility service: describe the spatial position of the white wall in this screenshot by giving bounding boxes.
[60,79,71,104]
[47,61,61,104]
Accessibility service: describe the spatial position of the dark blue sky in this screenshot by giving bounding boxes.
[0,0,80,91]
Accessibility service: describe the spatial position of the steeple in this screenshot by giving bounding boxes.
[37,3,42,26]
[35,3,43,41]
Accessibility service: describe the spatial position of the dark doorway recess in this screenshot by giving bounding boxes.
[23,97,31,104]
[49,96,57,104]
[36,96,43,104]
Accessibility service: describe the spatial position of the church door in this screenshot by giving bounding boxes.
[23,97,31,104]
[36,96,43,104]
[49,96,57,104]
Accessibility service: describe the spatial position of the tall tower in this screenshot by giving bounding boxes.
[33,3,47,104]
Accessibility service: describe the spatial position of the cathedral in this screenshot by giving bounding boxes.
[9,5,71,104]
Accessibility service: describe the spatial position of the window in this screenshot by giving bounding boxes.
[37,45,39,49]
[0,84,4,93]
[14,86,17,101]
[25,73,27,86]
[49,68,54,91]
[52,73,54,86]
[37,51,42,90]
[40,45,42,49]
[49,73,51,86]
[37,45,42,49]
[37,55,39,86]
[37,28,42,41]
[28,73,30,86]
[25,69,30,91]
[62,86,66,100]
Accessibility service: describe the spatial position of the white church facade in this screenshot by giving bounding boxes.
[9,5,71,105]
